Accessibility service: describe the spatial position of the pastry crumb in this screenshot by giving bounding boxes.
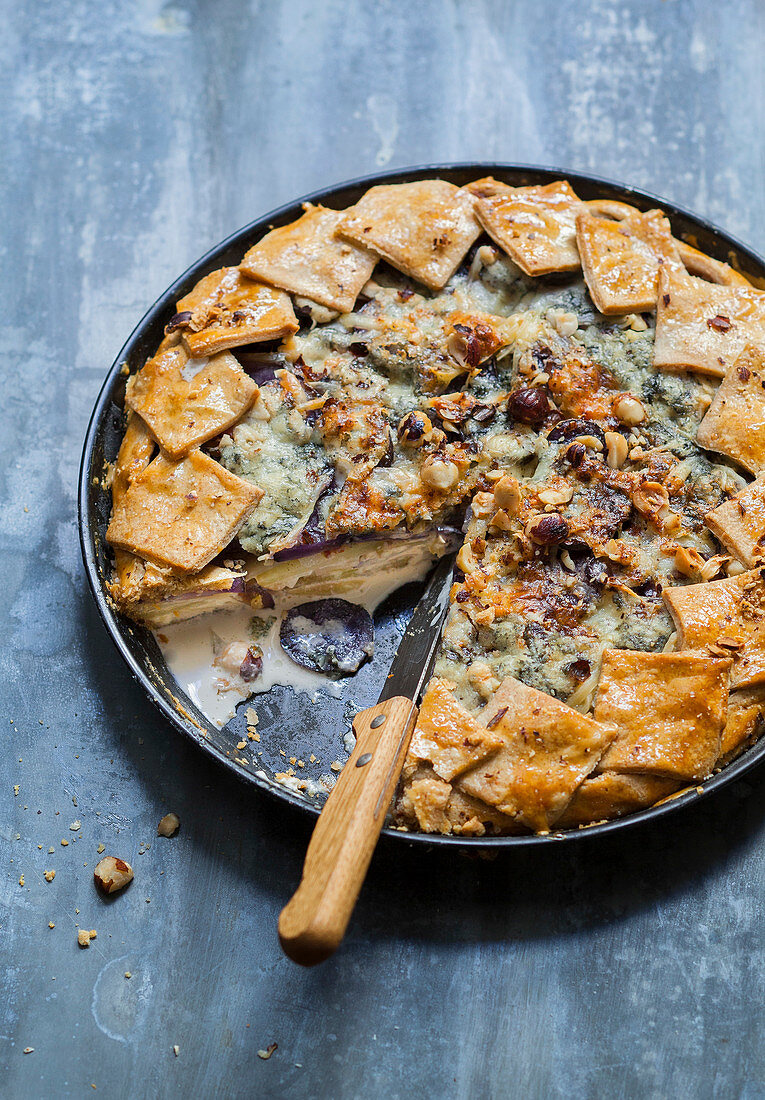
[78,929,93,947]
[44,870,55,882]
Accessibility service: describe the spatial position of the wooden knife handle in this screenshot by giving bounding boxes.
[278,695,418,967]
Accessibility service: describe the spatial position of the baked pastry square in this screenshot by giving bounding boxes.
[705,474,765,567]
[576,208,683,314]
[557,772,678,828]
[107,450,262,572]
[696,345,765,474]
[407,678,504,781]
[595,649,731,780]
[336,180,481,291]
[718,685,765,765]
[467,177,581,276]
[126,344,257,460]
[240,204,377,313]
[653,268,765,377]
[173,267,298,356]
[456,677,614,833]
[664,570,765,689]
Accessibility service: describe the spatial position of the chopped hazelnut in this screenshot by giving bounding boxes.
[78,929,92,948]
[157,812,181,838]
[493,475,521,513]
[94,856,134,895]
[604,431,628,469]
[44,870,55,883]
[613,394,646,426]
[421,457,459,491]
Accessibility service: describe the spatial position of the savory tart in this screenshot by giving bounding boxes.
[104,175,765,836]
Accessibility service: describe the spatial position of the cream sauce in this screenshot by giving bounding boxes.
[156,551,437,727]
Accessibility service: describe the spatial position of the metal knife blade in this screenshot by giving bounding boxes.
[376,552,455,705]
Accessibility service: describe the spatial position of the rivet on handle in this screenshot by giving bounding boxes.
[355,753,373,768]
[370,714,386,728]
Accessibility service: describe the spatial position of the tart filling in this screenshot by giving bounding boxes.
[104,176,765,835]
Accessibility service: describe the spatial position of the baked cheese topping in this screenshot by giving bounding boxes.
[104,177,765,836]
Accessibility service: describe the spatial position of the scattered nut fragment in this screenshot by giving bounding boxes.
[525,513,569,545]
[605,431,628,469]
[157,813,180,838]
[674,546,704,578]
[470,491,495,518]
[397,410,432,446]
[70,820,81,831]
[173,1045,180,1057]
[23,1048,34,1054]
[330,761,342,773]
[421,456,459,491]
[613,393,646,426]
[548,309,579,337]
[18,875,24,887]
[125,972,132,979]
[538,485,573,506]
[78,929,93,948]
[94,856,134,895]
[257,1043,278,1060]
[44,870,55,883]
[48,922,55,929]
[456,542,478,574]
[493,475,521,513]
[489,509,513,532]
[60,839,69,847]
[97,843,105,854]
[699,554,730,581]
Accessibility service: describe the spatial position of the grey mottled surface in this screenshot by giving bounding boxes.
[3,1,765,1096]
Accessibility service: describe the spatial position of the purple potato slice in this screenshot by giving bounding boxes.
[280,599,374,676]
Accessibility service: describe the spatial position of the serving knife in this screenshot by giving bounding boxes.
[278,553,454,967]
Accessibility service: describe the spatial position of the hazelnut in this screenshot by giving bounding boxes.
[77,929,92,948]
[633,481,669,517]
[613,394,646,426]
[525,513,569,545]
[157,813,180,838]
[538,485,573,506]
[398,411,432,445]
[507,386,550,425]
[489,509,514,532]
[421,457,459,491]
[493,475,521,513]
[548,309,579,337]
[674,546,704,577]
[470,491,496,518]
[605,431,628,469]
[94,856,134,896]
[456,543,478,574]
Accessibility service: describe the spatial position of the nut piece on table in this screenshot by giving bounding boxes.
[93,856,134,895]
[78,929,97,948]
[157,813,180,838]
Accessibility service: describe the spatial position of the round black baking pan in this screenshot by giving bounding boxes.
[78,163,765,848]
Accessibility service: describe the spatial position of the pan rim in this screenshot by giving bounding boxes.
[78,160,765,849]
